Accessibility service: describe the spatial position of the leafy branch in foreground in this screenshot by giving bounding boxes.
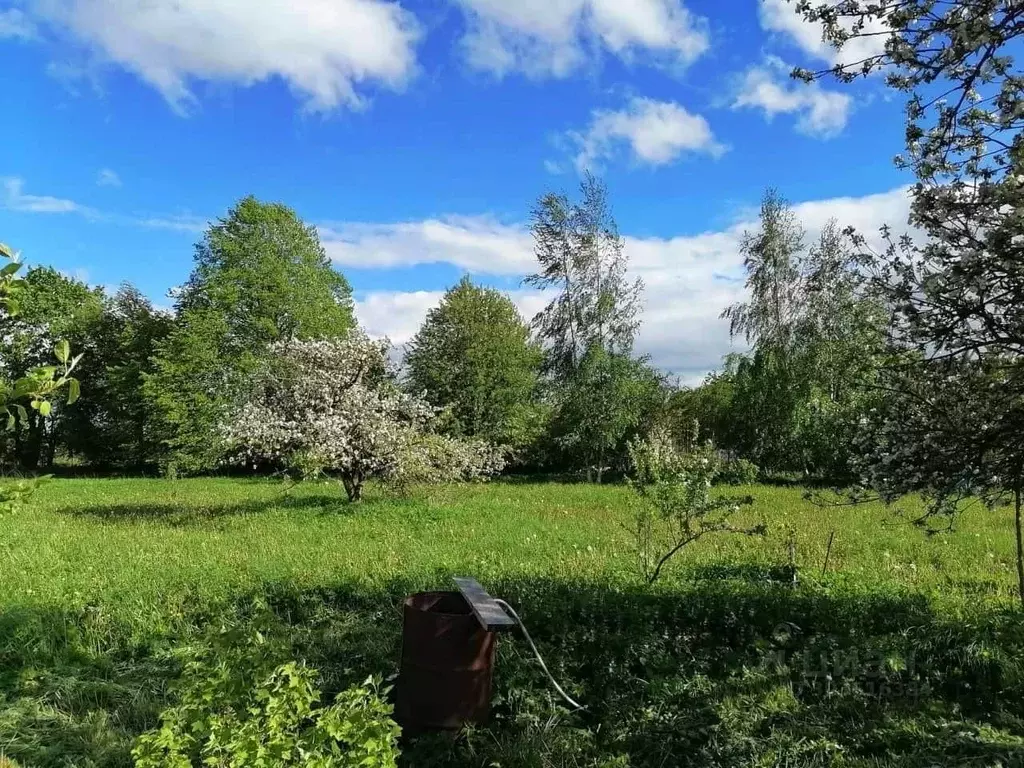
[627,430,763,584]
[133,609,400,767]
[1,243,83,513]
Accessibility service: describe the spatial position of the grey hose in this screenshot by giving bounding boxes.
[494,599,585,711]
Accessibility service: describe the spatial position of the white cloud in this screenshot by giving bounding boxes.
[759,0,889,68]
[26,0,421,112]
[356,290,447,345]
[0,9,37,39]
[569,97,725,171]
[135,213,209,233]
[2,177,89,214]
[733,58,852,138]
[343,185,913,384]
[456,0,709,78]
[96,168,121,187]
[3,176,212,233]
[320,216,535,275]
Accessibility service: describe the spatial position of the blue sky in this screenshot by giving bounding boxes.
[0,0,912,382]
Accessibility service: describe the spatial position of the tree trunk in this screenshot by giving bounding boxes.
[341,474,363,503]
[19,412,42,471]
[1015,488,1024,609]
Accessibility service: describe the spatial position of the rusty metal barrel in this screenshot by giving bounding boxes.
[396,591,497,730]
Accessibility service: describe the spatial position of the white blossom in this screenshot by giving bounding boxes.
[223,333,503,501]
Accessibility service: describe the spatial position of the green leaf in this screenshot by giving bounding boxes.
[67,378,81,405]
[29,366,58,380]
[55,339,70,365]
[0,261,21,278]
[39,400,52,417]
[13,378,35,398]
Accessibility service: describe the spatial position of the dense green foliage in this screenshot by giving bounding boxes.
[0,245,85,513]
[146,197,355,472]
[549,346,664,479]
[680,195,886,480]
[405,277,543,455]
[1,478,1023,767]
[133,610,399,767]
[63,286,172,469]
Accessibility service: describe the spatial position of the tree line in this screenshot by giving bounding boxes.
[0,178,673,482]
[0,171,1003,493]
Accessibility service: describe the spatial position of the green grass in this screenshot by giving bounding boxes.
[1,478,1023,766]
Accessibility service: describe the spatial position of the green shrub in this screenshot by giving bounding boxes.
[716,458,761,485]
[132,611,400,768]
[628,431,763,583]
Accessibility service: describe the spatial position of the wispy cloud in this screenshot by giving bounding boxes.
[3,175,210,234]
[2,177,91,215]
[320,216,534,275]
[135,214,209,233]
[0,9,36,40]
[96,168,122,187]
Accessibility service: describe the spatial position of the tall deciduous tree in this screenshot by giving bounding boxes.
[405,277,543,453]
[146,197,355,472]
[721,193,887,475]
[526,174,648,480]
[526,173,643,378]
[723,189,805,354]
[721,190,806,471]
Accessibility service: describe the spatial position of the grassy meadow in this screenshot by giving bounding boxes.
[1,477,1023,766]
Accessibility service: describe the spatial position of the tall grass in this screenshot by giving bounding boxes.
[1,478,1022,766]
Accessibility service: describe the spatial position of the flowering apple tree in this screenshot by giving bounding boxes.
[223,334,503,501]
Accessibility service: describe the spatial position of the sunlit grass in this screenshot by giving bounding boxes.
[1,477,1023,767]
[2,477,1019,627]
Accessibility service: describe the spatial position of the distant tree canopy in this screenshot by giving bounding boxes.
[673,190,888,478]
[404,277,543,455]
[146,196,356,472]
[1,243,84,515]
[65,286,173,468]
